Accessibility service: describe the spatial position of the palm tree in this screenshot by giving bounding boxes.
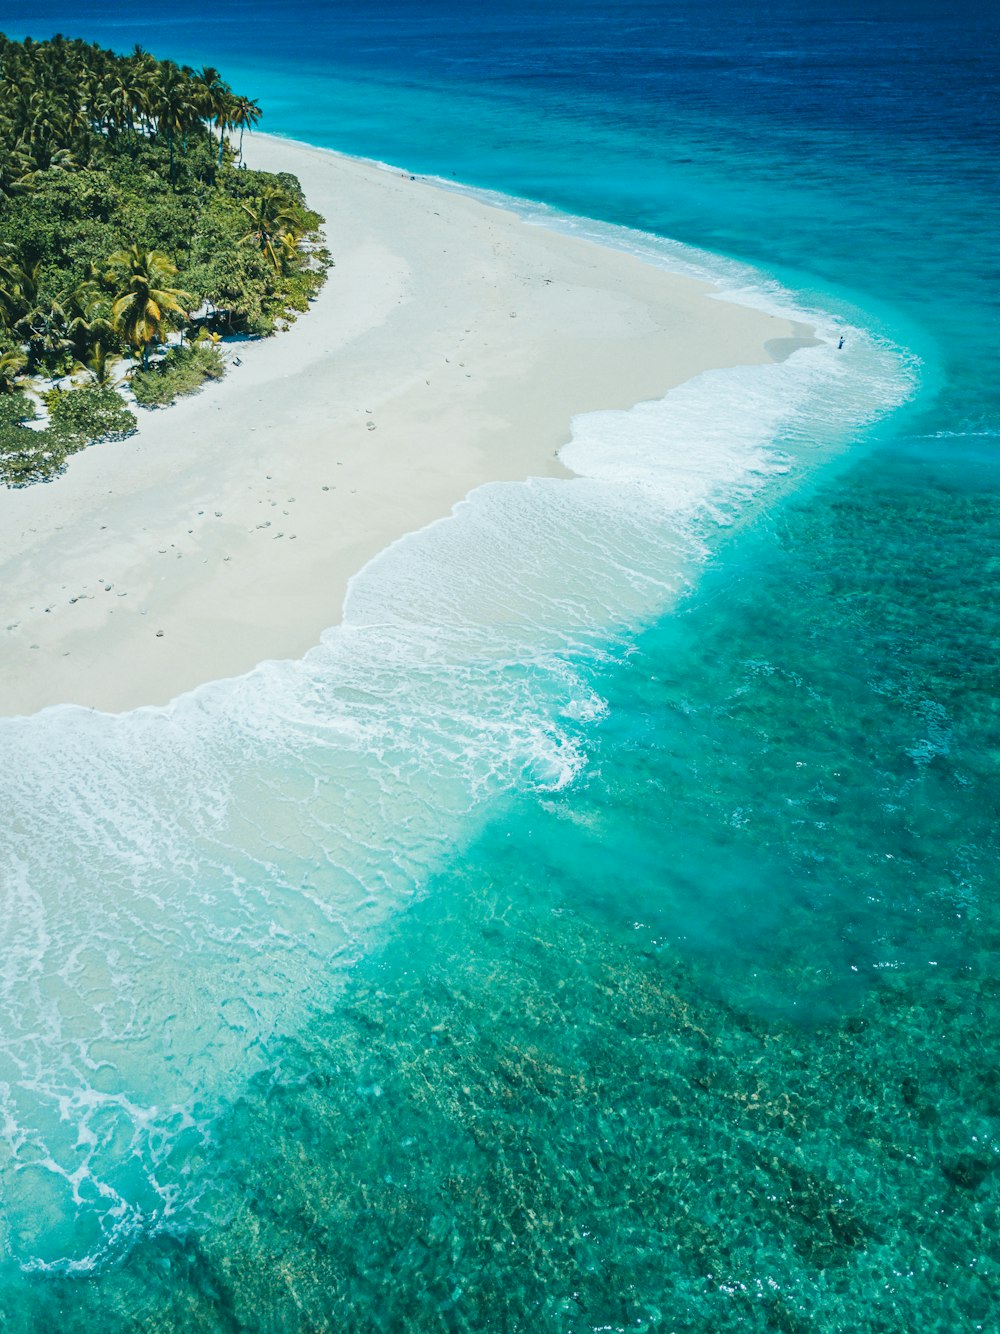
[239,187,305,273]
[83,340,117,387]
[229,94,261,165]
[127,46,160,139]
[0,148,18,198]
[0,255,42,335]
[104,66,148,152]
[191,65,234,165]
[15,294,70,372]
[106,246,190,369]
[0,246,24,328]
[0,348,26,394]
[150,62,200,182]
[214,93,239,167]
[64,271,115,364]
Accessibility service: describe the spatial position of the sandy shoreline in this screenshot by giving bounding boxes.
[0,135,814,717]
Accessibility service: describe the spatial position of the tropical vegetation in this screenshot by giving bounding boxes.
[0,384,136,487]
[0,32,330,485]
[131,342,225,407]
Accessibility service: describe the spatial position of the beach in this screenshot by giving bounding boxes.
[5,5,998,1323]
[0,135,810,716]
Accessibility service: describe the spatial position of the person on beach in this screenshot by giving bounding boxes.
[838,335,845,349]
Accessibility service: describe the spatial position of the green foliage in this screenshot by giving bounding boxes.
[47,383,136,446]
[0,36,327,340]
[130,342,225,406]
[0,388,32,425]
[0,421,67,487]
[0,32,330,482]
[106,245,190,365]
[0,384,136,486]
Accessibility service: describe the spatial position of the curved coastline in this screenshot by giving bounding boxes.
[0,134,920,1275]
[0,132,813,718]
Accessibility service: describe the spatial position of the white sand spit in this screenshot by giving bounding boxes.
[0,136,810,715]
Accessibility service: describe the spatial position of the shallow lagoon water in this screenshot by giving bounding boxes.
[0,298,902,1273]
[1,0,999,1325]
[8,442,1000,1327]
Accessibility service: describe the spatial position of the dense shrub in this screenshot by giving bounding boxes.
[47,384,137,448]
[130,343,226,407]
[0,386,136,486]
[0,392,34,427]
[0,422,67,487]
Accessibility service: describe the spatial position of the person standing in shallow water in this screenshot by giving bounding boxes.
[838,335,845,349]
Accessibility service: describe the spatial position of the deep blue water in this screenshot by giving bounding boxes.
[2,1,999,1326]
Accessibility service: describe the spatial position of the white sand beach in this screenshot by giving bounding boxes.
[0,135,813,716]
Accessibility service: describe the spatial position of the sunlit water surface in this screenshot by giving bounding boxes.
[1,0,997,1327]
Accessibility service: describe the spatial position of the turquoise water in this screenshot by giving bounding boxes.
[2,1,999,1326]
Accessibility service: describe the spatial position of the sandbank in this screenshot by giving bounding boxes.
[0,135,814,716]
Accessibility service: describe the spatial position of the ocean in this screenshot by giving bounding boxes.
[0,0,998,1328]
